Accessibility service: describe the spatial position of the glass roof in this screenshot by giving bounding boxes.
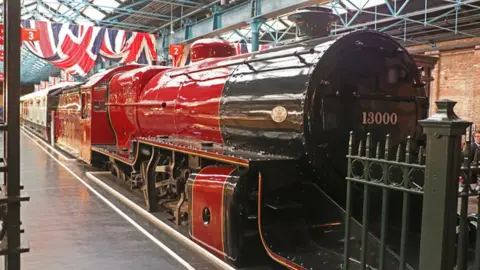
[20,0,128,25]
[219,0,385,43]
[14,0,389,84]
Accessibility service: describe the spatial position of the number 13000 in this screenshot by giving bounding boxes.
[362,112,398,125]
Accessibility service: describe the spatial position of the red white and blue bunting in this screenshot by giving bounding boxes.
[21,20,157,77]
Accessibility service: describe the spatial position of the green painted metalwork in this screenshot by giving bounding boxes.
[341,99,480,269]
[343,130,425,269]
[249,17,266,52]
[418,99,471,270]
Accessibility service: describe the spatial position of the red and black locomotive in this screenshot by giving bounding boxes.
[21,7,436,270]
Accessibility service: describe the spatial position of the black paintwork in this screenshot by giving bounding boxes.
[220,30,426,206]
[220,30,423,155]
[138,136,296,163]
[254,161,419,270]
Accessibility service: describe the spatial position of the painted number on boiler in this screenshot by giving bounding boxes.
[362,112,398,125]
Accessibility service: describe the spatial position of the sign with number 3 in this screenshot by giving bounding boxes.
[0,24,40,45]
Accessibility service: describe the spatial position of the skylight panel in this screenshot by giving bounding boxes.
[342,0,384,9]
[52,16,64,22]
[57,5,70,14]
[24,3,37,12]
[74,18,95,26]
[35,14,51,22]
[37,4,53,18]
[326,0,385,14]
[82,6,106,21]
[44,1,60,11]
[21,14,33,20]
[93,0,121,13]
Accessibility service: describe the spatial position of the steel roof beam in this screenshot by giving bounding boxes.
[59,0,108,17]
[151,0,200,7]
[150,0,221,34]
[37,1,154,30]
[332,0,480,34]
[158,0,330,44]
[329,2,477,43]
[53,1,98,25]
[103,0,151,22]
[53,0,179,20]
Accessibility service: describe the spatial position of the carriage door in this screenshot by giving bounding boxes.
[80,90,92,163]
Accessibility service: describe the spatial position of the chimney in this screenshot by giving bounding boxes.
[287,6,337,40]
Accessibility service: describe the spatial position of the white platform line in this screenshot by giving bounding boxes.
[86,171,236,270]
[21,127,76,161]
[24,130,196,270]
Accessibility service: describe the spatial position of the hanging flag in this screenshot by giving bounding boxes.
[60,70,74,82]
[21,20,157,77]
[49,76,61,86]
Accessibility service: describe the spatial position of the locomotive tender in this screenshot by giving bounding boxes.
[21,7,434,270]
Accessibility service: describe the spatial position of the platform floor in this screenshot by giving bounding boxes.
[9,130,223,270]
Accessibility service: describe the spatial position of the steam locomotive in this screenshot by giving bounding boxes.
[20,7,435,270]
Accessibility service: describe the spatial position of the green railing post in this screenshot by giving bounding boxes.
[418,99,471,270]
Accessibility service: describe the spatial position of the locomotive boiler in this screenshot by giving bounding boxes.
[39,7,431,270]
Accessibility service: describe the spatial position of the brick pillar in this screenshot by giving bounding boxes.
[426,50,440,116]
[472,45,480,128]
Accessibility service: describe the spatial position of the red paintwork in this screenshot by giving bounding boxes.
[80,90,92,162]
[191,166,235,258]
[56,65,143,161]
[85,64,143,147]
[108,66,169,151]
[98,40,250,154]
[126,55,248,151]
[172,62,230,144]
[137,69,181,139]
[90,86,113,145]
[190,38,237,63]
[107,55,250,154]
[57,91,83,155]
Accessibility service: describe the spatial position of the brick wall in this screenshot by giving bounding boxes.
[408,38,480,125]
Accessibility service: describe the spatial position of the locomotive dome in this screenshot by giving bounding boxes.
[189,38,237,62]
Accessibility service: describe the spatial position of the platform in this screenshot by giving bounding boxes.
[11,130,228,270]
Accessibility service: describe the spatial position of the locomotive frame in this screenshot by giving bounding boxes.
[22,29,439,269]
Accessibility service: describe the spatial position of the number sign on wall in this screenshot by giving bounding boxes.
[0,24,41,45]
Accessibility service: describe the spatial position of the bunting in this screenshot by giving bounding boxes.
[21,20,157,77]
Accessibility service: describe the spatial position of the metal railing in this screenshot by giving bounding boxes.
[342,99,480,270]
[343,132,425,270]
